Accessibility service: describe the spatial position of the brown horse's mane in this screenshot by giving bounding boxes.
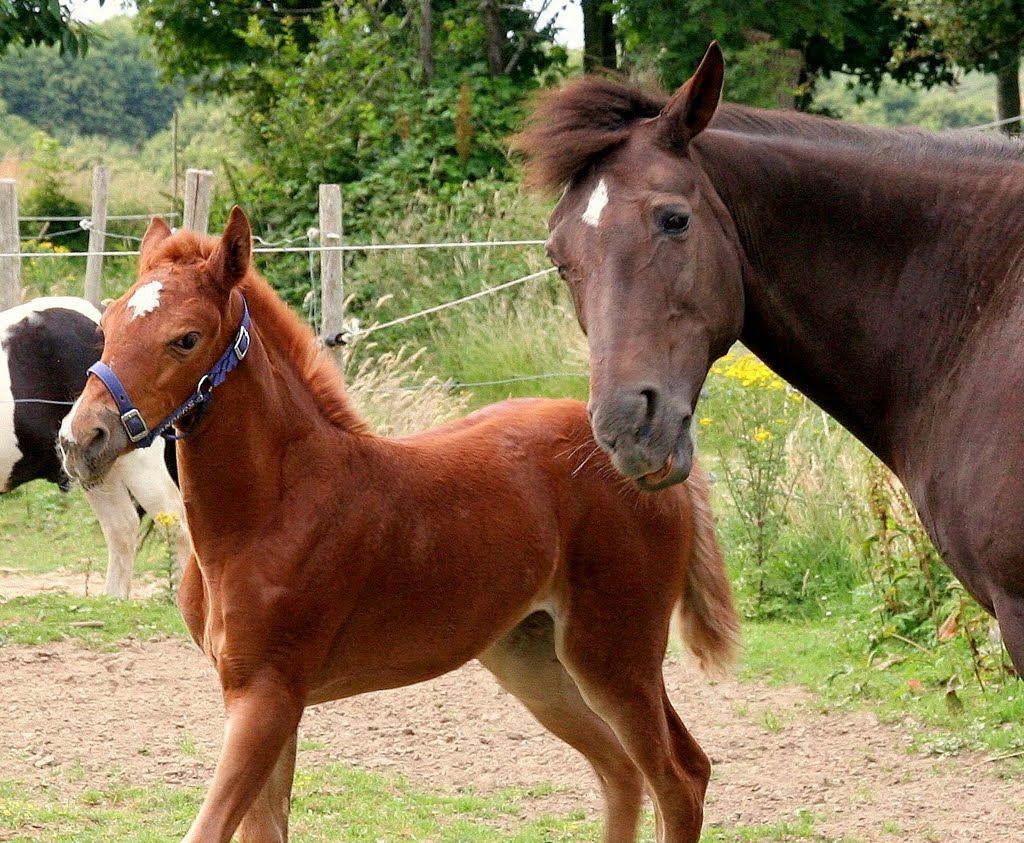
[143,230,370,436]
[515,76,1024,194]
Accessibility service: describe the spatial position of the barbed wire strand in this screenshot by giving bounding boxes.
[963,113,1024,132]
[18,213,179,222]
[19,226,83,242]
[0,398,76,406]
[1,238,547,260]
[348,267,557,340]
[389,372,588,393]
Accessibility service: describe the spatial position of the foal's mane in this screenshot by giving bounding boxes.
[143,231,370,436]
[516,76,1024,193]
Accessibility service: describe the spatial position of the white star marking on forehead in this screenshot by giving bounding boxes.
[582,178,609,228]
[126,281,163,321]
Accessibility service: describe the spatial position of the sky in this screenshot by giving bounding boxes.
[69,0,130,23]
[70,0,584,48]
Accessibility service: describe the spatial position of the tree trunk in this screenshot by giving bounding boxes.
[996,53,1021,135]
[420,0,434,84]
[581,0,615,72]
[481,0,503,77]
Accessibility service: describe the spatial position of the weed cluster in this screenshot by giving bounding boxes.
[699,348,1016,692]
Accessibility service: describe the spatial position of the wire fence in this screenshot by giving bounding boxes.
[2,192,569,393]
[10,101,1019,395]
[1,237,548,260]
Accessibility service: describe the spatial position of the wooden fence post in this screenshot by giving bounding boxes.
[0,179,20,310]
[318,184,345,346]
[84,164,110,305]
[182,168,214,233]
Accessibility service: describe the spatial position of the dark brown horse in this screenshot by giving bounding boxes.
[517,42,1024,675]
[58,208,738,843]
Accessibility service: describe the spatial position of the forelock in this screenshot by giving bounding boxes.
[514,77,668,194]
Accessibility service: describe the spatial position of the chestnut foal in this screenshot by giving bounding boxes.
[60,208,738,843]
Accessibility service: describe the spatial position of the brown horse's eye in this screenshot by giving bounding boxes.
[171,332,201,352]
[657,208,691,236]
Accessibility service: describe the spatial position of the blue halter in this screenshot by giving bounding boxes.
[88,296,252,449]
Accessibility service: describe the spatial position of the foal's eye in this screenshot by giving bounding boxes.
[657,209,691,236]
[171,332,201,352]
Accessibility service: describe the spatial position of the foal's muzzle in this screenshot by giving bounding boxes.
[59,400,130,488]
[589,386,694,491]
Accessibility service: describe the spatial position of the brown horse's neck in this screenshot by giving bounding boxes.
[176,279,373,555]
[695,127,1024,470]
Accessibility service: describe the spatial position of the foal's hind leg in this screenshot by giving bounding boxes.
[237,730,298,843]
[478,612,645,843]
[556,616,710,843]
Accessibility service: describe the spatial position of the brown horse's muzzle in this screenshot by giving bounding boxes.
[589,386,694,491]
[58,393,131,488]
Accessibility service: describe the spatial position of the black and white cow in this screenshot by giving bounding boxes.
[0,297,188,598]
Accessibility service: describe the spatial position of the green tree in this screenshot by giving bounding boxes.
[897,0,1024,132]
[0,0,98,56]
[616,0,954,109]
[136,0,324,95]
[0,17,185,144]
[137,0,563,224]
[582,0,615,71]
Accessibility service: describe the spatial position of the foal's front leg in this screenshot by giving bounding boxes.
[182,674,304,843]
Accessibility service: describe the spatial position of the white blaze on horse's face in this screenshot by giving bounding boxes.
[582,178,609,227]
[58,395,83,446]
[127,281,163,321]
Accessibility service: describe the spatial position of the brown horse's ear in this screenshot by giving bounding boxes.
[658,41,724,149]
[139,217,172,269]
[208,206,252,293]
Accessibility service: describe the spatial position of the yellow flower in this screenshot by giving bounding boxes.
[154,512,180,528]
[752,428,773,443]
[698,417,713,427]
[712,351,784,391]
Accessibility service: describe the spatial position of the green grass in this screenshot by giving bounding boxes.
[703,809,826,841]
[0,765,853,842]
[425,285,590,410]
[0,483,107,576]
[0,481,175,583]
[741,619,1024,759]
[0,594,185,648]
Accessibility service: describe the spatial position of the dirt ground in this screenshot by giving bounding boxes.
[1,574,1022,842]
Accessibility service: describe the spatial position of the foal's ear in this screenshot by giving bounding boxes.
[658,41,724,149]
[208,206,252,293]
[139,217,172,268]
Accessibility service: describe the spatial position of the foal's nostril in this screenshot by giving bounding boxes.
[82,425,110,461]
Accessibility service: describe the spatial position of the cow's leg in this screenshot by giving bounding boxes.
[83,471,139,599]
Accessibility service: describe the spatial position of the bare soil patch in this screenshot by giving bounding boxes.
[1,635,1021,841]
[0,569,163,600]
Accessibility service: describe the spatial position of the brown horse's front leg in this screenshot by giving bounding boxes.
[181,674,304,843]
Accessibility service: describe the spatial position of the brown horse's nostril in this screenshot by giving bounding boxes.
[641,388,659,420]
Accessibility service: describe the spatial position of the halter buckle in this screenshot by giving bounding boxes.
[121,409,151,444]
[196,374,214,399]
[234,324,250,360]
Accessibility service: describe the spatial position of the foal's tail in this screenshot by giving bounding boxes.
[678,463,740,678]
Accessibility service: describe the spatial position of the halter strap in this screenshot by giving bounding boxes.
[88,295,251,449]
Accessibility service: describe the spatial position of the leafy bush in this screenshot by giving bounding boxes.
[20,134,89,252]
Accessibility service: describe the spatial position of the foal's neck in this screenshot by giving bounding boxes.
[698,129,1024,469]
[176,293,367,554]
